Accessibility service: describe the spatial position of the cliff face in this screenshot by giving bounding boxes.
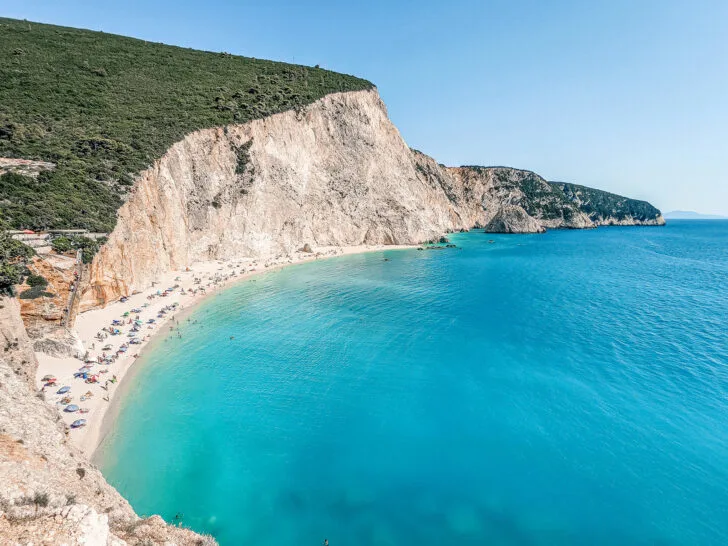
[81,90,459,308]
[441,165,596,230]
[552,182,666,226]
[79,89,663,308]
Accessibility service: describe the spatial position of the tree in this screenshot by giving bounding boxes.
[51,236,73,253]
[0,228,34,295]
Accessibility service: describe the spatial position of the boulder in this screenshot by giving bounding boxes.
[484,206,546,234]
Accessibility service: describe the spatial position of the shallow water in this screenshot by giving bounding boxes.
[99,221,728,545]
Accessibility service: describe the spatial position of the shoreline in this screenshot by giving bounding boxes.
[35,244,414,460]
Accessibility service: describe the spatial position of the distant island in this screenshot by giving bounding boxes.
[664,210,727,220]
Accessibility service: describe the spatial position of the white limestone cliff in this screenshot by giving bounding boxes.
[80,89,662,308]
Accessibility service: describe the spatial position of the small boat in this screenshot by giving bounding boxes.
[57,386,70,394]
[65,404,79,412]
[71,419,87,428]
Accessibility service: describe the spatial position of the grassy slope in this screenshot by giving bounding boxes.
[0,17,373,231]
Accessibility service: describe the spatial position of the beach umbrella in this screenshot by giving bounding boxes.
[65,404,79,412]
[71,419,87,428]
[57,386,70,394]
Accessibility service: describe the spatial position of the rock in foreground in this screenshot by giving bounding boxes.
[485,206,547,233]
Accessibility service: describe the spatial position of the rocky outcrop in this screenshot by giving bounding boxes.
[485,206,546,233]
[0,297,37,389]
[553,182,666,226]
[18,254,75,333]
[0,157,55,177]
[0,298,211,544]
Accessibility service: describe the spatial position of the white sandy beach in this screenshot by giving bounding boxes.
[35,244,413,457]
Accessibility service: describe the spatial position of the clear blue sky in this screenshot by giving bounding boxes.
[3,0,727,214]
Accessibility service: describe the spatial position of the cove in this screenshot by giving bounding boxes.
[98,223,728,545]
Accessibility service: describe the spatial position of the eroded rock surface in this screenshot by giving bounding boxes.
[485,206,547,233]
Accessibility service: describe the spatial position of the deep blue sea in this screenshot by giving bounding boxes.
[99,221,728,545]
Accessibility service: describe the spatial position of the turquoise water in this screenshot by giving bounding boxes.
[99,221,728,545]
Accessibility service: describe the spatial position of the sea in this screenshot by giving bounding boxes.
[98,220,728,545]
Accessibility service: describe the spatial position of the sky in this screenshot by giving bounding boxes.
[2,0,727,214]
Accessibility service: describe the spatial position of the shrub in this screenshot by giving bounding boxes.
[0,228,34,294]
[52,235,106,263]
[51,237,73,253]
[18,286,54,299]
[235,139,253,175]
[33,492,49,509]
[26,273,47,288]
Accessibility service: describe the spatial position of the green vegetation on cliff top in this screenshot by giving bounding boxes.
[0,17,373,232]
